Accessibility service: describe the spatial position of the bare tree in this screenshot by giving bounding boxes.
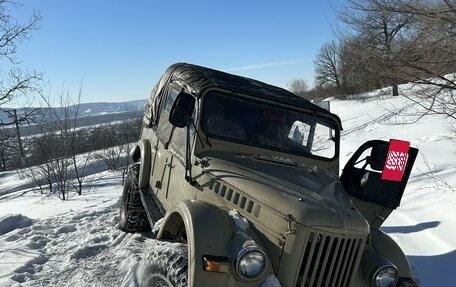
[0,1,43,169]
[63,90,90,195]
[94,145,130,184]
[23,89,91,200]
[0,128,16,170]
[338,37,383,94]
[44,89,91,198]
[94,118,141,184]
[371,0,456,120]
[335,0,415,96]
[288,79,309,99]
[27,132,61,195]
[0,1,43,126]
[314,40,342,92]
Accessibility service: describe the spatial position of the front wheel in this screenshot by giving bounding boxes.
[119,163,150,233]
[144,243,188,287]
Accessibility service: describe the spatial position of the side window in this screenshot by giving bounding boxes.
[311,123,335,158]
[144,74,169,127]
[169,118,196,161]
[156,84,196,161]
[156,85,180,141]
[287,120,335,158]
[143,82,159,126]
[163,87,180,114]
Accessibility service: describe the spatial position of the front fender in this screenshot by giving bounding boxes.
[157,200,274,287]
[370,228,414,278]
[137,139,151,188]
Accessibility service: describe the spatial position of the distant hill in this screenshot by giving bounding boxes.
[0,99,147,124]
[76,99,147,117]
[0,99,147,137]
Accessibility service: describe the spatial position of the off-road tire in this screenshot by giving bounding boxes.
[119,163,151,232]
[144,243,188,287]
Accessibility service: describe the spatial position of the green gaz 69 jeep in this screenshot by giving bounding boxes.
[119,63,420,287]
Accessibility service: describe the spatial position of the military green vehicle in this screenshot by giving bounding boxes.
[119,63,420,287]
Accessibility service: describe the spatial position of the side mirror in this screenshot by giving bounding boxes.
[169,92,195,128]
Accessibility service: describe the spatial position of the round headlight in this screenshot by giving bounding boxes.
[236,246,267,280]
[373,264,398,287]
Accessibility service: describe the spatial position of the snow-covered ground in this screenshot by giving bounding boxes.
[1,86,455,286]
[333,87,456,286]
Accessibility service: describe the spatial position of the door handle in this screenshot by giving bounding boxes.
[164,158,174,168]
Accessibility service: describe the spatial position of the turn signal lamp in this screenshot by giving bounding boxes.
[203,256,229,273]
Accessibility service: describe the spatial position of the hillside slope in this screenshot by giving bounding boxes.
[0,89,455,286]
[0,99,147,123]
[332,88,456,286]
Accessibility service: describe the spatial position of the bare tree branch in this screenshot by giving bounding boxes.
[0,1,41,63]
[314,40,344,94]
[0,1,43,134]
[334,0,416,96]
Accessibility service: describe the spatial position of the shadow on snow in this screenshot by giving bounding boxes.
[381,221,440,234]
[408,250,456,286]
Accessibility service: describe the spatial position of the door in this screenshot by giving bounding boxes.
[340,139,418,227]
[151,83,197,211]
[151,83,182,210]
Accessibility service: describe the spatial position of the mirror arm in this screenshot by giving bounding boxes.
[185,120,196,185]
[164,126,176,149]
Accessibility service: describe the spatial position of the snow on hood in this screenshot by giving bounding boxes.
[228,209,250,231]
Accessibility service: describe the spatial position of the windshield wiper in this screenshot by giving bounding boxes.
[251,154,298,166]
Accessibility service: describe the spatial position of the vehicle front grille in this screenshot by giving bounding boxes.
[295,229,365,287]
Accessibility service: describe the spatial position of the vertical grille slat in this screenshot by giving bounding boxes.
[342,239,362,286]
[324,238,341,287]
[316,236,334,287]
[299,232,318,286]
[330,238,347,287]
[346,242,364,285]
[335,239,354,286]
[308,234,328,286]
[296,229,365,287]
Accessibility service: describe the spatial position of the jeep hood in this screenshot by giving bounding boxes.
[201,155,367,233]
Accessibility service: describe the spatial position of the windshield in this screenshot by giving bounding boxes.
[201,92,338,160]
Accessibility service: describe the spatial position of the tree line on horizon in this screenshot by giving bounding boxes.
[311,0,456,120]
[0,0,142,200]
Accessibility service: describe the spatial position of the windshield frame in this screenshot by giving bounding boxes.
[200,90,340,161]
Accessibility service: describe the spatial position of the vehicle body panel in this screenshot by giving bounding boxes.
[126,63,419,287]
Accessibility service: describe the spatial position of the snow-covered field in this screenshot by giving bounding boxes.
[1,86,455,286]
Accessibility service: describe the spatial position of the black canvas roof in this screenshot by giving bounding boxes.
[164,63,342,127]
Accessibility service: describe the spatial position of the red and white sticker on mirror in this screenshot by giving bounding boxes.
[382,139,410,181]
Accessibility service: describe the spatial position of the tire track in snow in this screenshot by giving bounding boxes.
[1,203,159,287]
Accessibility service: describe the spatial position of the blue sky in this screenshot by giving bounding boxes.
[13,0,342,104]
